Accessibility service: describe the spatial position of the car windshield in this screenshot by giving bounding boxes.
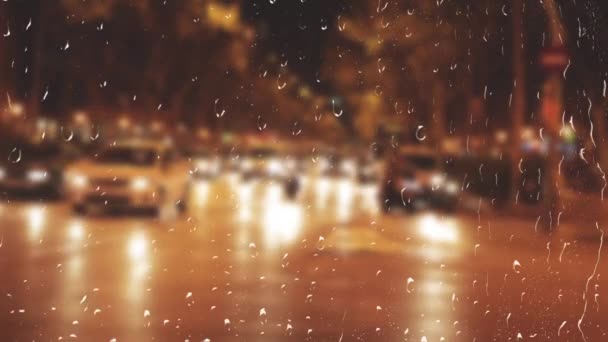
[22,144,61,160]
[186,149,211,158]
[96,147,157,166]
[401,155,437,170]
[1,142,62,163]
[249,148,277,158]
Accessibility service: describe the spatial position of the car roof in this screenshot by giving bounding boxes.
[111,139,169,151]
[397,145,438,157]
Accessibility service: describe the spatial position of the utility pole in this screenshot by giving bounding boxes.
[539,0,567,231]
[511,0,525,206]
[27,2,49,136]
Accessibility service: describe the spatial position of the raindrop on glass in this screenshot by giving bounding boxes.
[415,125,426,141]
[8,148,22,164]
[316,236,326,250]
[61,127,74,141]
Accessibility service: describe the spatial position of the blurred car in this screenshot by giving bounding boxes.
[357,154,381,184]
[219,146,242,172]
[0,140,81,197]
[381,146,459,212]
[186,147,221,179]
[289,150,310,175]
[319,152,357,178]
[64,140,191,215]
[241,146,286,180]
[519,155,543,204]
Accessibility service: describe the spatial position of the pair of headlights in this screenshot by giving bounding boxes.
[241,159,284,173]
[0,167,48,183]
[430,174,459,194]
[402,174,459,194]
[68,173,151,191]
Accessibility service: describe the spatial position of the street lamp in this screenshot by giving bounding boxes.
[118,116,131,130]
[9,102,24,118]
[73,111,89,126]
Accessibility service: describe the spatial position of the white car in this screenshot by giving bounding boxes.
[241,147,286,180]
[64,140,191,215]
[381,146,459,212]
[186,148,221,179]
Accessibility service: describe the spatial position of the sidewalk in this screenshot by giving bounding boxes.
[475,191,607,243]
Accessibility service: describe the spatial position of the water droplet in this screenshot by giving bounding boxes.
[42,86,49,102]
[512,260,521,273]
[415,125,426,141]
[214,98,226,118]
[90,126,100,141]
[332,99,343,117]
[277,75,287,90]
[61,127,74,141]
[337,16,346,31]
[257,115,267,131]
[377,58,386,73]
[406,277,415,293]
[316,236,326,250]
[8,148,22,164]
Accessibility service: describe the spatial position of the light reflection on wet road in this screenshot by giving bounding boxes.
[1,173,607,340]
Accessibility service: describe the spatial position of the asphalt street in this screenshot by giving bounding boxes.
[1,173,607,341]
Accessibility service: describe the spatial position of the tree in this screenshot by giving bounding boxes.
[321,0,505,145]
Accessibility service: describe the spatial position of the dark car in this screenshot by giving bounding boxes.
[381,146,459,212]
[0,140,81,197]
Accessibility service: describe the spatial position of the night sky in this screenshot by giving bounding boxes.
[242,0,350,90]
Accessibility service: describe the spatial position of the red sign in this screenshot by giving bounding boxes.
[541,98,561,133]
[539,46,569,73]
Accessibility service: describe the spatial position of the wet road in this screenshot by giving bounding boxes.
[1,173,607,341]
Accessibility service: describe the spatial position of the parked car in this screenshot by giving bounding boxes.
[186,147,221,179]
[0,140,81,197]
[381,145,459,212]
[64,140,190,215]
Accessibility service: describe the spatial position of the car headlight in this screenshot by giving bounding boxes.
[285,159,296,170]
[341,160,356,173]
[361,165,374,175]
[267,159,283,174]
[27,169,48,183]
[401,178,421,191]
[131,177,150,191]
[431,174,445,187]
[241,159,253,170]
[318,157,329,170]
[197,159,219,173]
[445,181,459,194]
[195,159,210,170]
[68,173,88,188]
